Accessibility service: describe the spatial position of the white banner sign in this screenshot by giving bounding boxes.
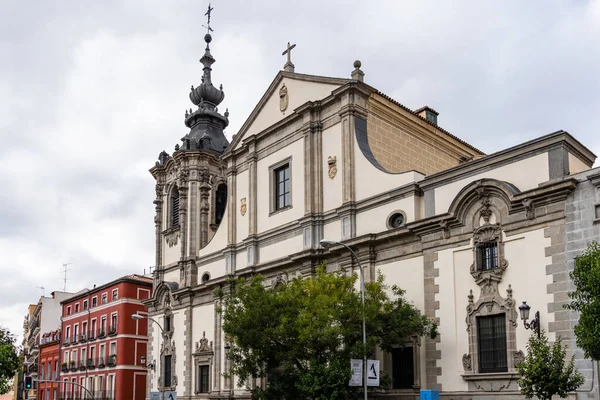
[164,391,177,400]
[349,359,363,386]
[367,359,380,387]
[149,392,161,400]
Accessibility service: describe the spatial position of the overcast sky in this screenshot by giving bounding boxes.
[2,0,600,343]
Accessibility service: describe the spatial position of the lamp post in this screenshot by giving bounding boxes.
[518,301,541,338]
[320,239,368,400]
[132,314,164,394]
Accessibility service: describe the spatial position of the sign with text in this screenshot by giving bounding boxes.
[367,359,380,387]
[349,359,363,386]
[149,392,162,400]
[164,392,177,400]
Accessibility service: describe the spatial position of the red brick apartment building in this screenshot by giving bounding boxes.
[38,330,61,400]
[59,274,152,400]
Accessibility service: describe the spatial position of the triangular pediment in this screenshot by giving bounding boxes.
[225,71,350,154]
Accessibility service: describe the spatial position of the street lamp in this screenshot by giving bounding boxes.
[320,239,368,400]
[518,301,541,338]
[132,314,164,390]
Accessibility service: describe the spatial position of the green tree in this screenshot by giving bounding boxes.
[218,265,437,400]
[517,330,584,400]
[0,327,19,394]
[567,241,600,361]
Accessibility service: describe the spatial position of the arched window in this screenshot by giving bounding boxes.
[171,187,180,227]
[215,184,227,225]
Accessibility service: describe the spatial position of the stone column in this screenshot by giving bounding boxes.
[199,168,211,249]
[154,183,164,283]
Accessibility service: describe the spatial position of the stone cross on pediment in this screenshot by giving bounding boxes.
[282,42,296,72]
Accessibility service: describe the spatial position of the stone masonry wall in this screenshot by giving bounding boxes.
[564,169,600,400]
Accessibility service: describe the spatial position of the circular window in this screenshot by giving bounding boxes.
[388,212,405,229]
[202,273,210,283]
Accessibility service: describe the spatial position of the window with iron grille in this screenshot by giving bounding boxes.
[391,346,414,389]
[274,164,290,210]
[164,355,172,387]
[476,242,498,271]
[477,314,507,373]
[172,189,180,227]
[197,365,210,393]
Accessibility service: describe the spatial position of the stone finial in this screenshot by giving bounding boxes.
[351,60,364,82]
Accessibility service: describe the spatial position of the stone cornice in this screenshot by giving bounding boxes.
[588,171,600,188]
[420,131,595,191]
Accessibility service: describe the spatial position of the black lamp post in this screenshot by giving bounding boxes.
[518,301,541,338]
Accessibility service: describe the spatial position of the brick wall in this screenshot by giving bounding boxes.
[366,99,462,175]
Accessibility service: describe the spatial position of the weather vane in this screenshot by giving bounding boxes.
[203,3,214,34]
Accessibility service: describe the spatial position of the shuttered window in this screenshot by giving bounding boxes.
[172,189,180,227]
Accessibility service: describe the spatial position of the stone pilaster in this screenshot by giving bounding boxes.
[226,165,237,247]
[154,183,164,283]
[423,251,442,390]
[183,307,193,398]
[199,172,211,248]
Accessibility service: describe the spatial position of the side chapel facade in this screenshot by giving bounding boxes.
[142,30,600,400]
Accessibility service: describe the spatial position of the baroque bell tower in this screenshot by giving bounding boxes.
[150,21,229,288]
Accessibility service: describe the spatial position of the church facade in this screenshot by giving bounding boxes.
[142,25,600,400]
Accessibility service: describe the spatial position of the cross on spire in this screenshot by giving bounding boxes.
[282,42,296,73]
[203,3,214,34]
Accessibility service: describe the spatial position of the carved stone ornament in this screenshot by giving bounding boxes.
[522,198,535,220]
[279,83,289,112]
[462,353,472,371]
[439,220,450,239]
[466,284,518,333]
[164,227,180,247]
[195,331,213,353]
[513,350,525,367]
[177,168,189,188]
[470,223,508,285]
[240,197,247,216]
[328,156,337,179]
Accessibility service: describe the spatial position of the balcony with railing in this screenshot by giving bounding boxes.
[108,324,117,337]
[86,358,95,370]
[88,330,96,341]
[69,361,77,372]
[61,362,69,373]
[78,360,86,371]
[107,354,116,367]
[98,328,107,339]
[96,356,106,368]
[79,333,87,343]
[63,336,70,347]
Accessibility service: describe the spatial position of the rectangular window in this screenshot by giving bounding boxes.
[82,322,87,340]
[47,361,51,379]
[164,355,172,387]
[172,195,180,226]
[112,289,118,301]
[101,293,107,304]
[477,314,507,373]
[92,297,97,307]
[476,242,498,271]
[67,306,71,316]
[83,300,88,310]
[274,164,291,210]
[74,303,79,313]
[165,315,171,332]
[64,351,69,364]
[391,346,414,389]
[198,365,210,393]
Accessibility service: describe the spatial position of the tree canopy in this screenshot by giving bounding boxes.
[567,241,600,361]
[218,265,437,400]
[517,330,584,400]
[0,327,19,394]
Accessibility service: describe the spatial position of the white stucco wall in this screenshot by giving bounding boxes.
[377,256,425,312]
[259,234,303,264]
[163,238,181,266]
[192,304,215,353]
[322,123,343,212]
[235,77,341,150]
[568,152,591,175]
[256,138,305,234]
[197,259,227,282]
[172,310,185,396]
[163,270,179,286]
[354,137,425,202]
[433,153,550,214]
[323,220,341,244]
[235,250,247,271]
[199,209,229,258]
[236,170,250,244]
[436,227,553,391]
[355,196,417,237]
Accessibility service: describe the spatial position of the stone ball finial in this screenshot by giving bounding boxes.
[204,33,212,44]
[354,60,362,69]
